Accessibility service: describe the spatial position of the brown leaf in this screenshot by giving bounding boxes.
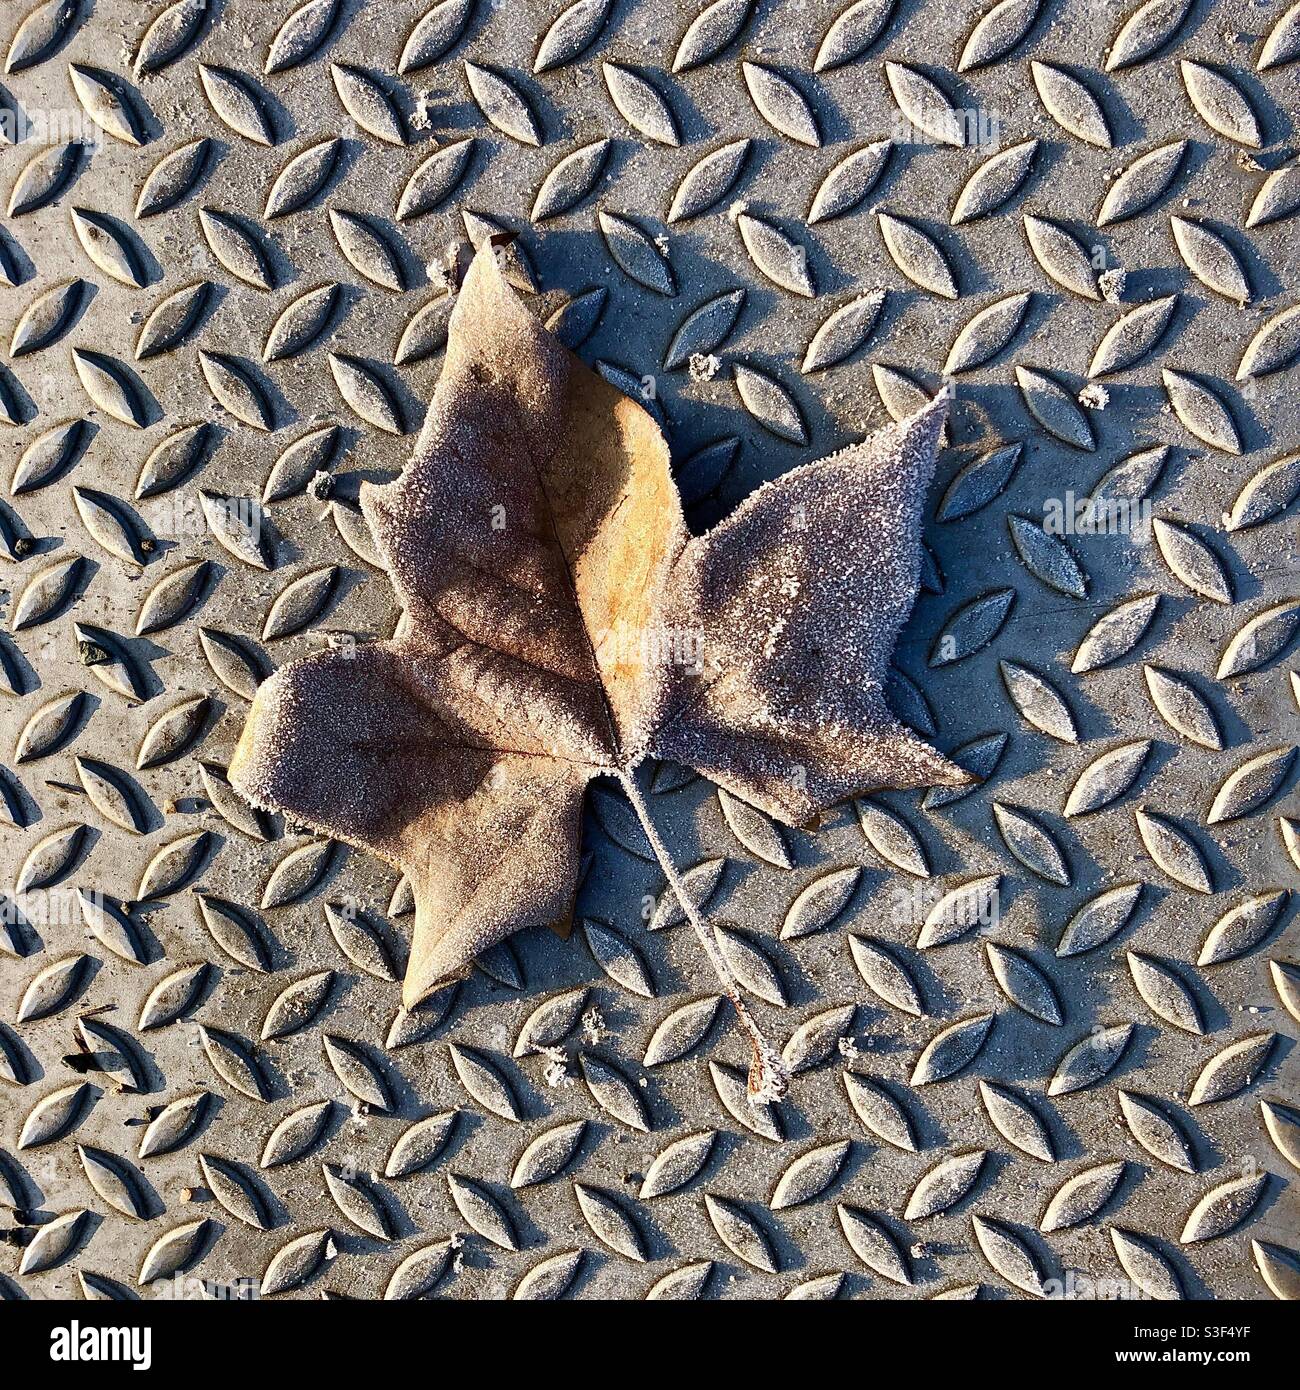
[231,243,965,1013]
[648,402,969,822]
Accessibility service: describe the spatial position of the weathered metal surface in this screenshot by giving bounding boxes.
[0,0,1297,1301]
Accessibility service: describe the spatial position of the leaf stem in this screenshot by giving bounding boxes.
[616,766,789,1103]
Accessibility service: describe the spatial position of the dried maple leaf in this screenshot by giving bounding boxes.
[231,242,968,1096]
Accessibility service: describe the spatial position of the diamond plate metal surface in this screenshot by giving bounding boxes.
[1,0,1298,1301]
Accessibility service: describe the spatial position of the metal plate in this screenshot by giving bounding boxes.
[1,0,1297,1301]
